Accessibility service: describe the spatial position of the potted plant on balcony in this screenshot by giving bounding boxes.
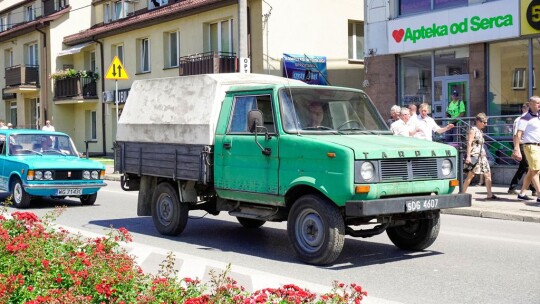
[50,69,99,80]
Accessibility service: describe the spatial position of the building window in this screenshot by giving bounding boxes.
[512,68,526,90]
[138,38,150,72]
[26,5,35,22]
[114,44,124,63]
[4,49,13,67]
[348,21,364,61]
[104,3,111,23]
[26,43,39,66]
[209,19,233,53]
[165,31,179,68]
[55,0,68,10]
[149,0,168,10]
[399,0,468,16]
[10,102,17,128]
[86,110,97,140]
[0,15,7,32]
[85,51,96,72]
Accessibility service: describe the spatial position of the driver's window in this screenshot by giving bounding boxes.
[228,94,274,134]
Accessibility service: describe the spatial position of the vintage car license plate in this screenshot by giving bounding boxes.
[405,198,439,213]
[57,188,82,196]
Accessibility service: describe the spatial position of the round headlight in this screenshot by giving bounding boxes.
[44,171,53,180]
[34,171,43,180]
[82,170,90,179]
[91,171,99,179]
[360,162,375,181]
[441,159,452,176]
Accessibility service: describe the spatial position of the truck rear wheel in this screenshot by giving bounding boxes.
[151,182,188,236]
[287,194,345,265]
[386,211,440,251]
[236,217,266,228]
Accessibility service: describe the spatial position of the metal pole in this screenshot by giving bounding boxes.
[458,145,464,193]
[115,80,119,126]
[238,0,248,59]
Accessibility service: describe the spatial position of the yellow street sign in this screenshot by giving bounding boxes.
[105,56,129,80]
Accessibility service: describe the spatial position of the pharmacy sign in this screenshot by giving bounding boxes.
[388,0,519,54]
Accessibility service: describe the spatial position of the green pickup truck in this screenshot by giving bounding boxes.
[115,74,470,265]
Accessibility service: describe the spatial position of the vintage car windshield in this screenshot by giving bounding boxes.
[7,134,79,156]
[279,88,389,134]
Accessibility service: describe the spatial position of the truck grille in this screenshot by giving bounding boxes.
[380,158,438,181]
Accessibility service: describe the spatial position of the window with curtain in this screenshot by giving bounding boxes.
[27,43,38,66]
[139,38,150,72]
[26,5,35,22]
[209,19,233,53]
[168,31,179,67]
[348,21,364,60]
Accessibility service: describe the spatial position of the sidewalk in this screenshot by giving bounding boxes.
[104,165,540,224]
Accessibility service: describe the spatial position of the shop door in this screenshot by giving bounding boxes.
[432,76,469,120]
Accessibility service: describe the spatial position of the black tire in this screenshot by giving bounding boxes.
[386,211,441,251]
[236,217,266,229]
[10,178,31,208]
[80,193,98,205]
[287,194,345,265]
[151,182,188,236]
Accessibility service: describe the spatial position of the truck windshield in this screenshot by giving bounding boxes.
[279,88,389,134]
[8,134,79,156]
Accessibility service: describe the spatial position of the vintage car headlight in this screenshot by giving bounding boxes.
[34,171,43,180]
[360,162,375,181]
[441,159,452,176]
[91,170,99,179]
[82,170,91,179]
[44,171,53,180]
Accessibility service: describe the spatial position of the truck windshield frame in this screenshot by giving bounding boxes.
[279,87,389,134]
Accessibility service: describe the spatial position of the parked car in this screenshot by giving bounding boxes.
[0,129,107,208]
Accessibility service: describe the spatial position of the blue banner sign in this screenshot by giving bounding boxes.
[282,53,328,85]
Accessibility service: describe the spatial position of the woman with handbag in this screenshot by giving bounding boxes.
[463,113,499,199]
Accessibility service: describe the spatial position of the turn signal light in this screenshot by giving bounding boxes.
[327,152,336,158]
[355,185,370,194]
[27,170,34,181]
[100,170,105,179]
[449,179,459,187]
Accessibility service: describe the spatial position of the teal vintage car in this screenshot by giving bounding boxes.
[0,129,107,208]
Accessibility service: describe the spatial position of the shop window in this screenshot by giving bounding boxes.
[512,68,526,90]
[399,0,468,16]
[399,52,432,106]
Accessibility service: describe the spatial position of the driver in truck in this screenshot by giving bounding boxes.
[307,101,325,128]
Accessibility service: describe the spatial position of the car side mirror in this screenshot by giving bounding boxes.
[248,110,263,133]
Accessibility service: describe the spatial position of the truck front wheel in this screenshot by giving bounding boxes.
[151,182,188,236]
[287,195,345,265]
[386,211,440,251]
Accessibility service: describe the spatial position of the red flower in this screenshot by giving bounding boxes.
[42,259,50,268]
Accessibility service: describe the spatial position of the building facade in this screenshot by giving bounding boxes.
[364,0,540,124]
[1,0,366,155]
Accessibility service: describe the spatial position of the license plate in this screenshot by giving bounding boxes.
[57,188,82,196]
[405,198,439,213]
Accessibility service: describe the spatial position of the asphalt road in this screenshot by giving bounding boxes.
[2,181,540,304]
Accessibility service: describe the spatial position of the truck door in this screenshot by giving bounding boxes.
[215,93,280,197]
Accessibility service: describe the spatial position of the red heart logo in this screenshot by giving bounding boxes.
[392,29,405,43]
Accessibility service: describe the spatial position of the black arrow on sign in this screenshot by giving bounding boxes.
[112,64,117,77]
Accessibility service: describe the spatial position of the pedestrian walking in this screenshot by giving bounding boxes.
[413,103,454,141]
[462,113,498,199]
[508,103,535,195]
[42,120,55,131]
[512,96,540,202]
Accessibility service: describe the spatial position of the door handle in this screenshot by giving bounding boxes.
[223,142,231,149]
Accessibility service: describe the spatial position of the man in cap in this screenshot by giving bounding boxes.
[445,90,466,142]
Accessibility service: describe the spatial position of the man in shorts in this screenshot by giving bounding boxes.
[512,96,540,203]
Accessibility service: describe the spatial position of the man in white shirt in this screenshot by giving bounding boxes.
[408,103,417,120]
[413,103,454,141]
[391,107,416,137]
[42,120,55,132]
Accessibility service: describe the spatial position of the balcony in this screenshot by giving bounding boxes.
[54,76,98,100]
[5,65,40,88]
[179,52,237,76]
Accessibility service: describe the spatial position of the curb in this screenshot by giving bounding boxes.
[442,207,540,223]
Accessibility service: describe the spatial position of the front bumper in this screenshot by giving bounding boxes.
[22,181,107,197]
[345,193,471,217]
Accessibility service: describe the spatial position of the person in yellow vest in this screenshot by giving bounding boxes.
[445,90,466,142]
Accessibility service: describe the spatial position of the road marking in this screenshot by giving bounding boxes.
[100,188,138,195]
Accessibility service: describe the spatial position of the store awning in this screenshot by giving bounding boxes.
[57,42,94,57]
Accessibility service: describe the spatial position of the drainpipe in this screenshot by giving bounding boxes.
[93,38,107,156]
[36,26,47,127]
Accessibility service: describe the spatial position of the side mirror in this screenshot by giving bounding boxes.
[248,110,263,133]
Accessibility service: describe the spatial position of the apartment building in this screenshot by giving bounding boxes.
[1,0,365,155]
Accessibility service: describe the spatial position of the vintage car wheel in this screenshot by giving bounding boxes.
[236,217,266,228]
[10,178,31,208]
[386,211,441,251]
[80,193,98,205]
[151,182,188,236]
[287,194,345,265]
